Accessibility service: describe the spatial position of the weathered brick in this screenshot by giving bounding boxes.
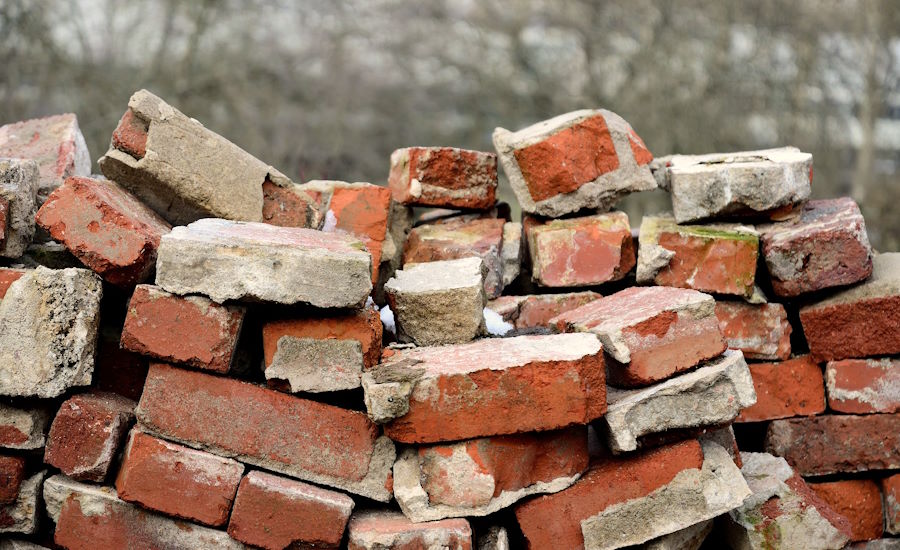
[799,253,900,362]
[525,211,635,287]
[658,147,812,223]
[393,426,588,522]
[99,89,295,225]
[389,146,498,209]
[228,470,354,549]
[714,301,792,361]
[261,178,322,228]
[115,429,244,527]
[765,413,900,476]
[0,268,27,299]
[0,471,43,535]
[736,355,825,422]
[347,510,473,550]
[602,349,756,453]
[637,214,759,298]
[0,456,25,505]
[724,452,852,550]
[0,159,39,259]
[551,286,725,387]
[44,391,135,482]
[501,220,523,286]
[362,334,605,443]
[811,480,884,542]
[385,257,486,346]
[136,363,394,501]
[403,216,508,298]
[759,197,873,297]
[826,358,900,414]
[35,176,171,286]
[44,475,243,549]
[0,267,102,398]
[883,473,900,535]
[121,284,245,373]
[487,291,601,330]
[493,109,656,217]
[0,113,90,203]
[156,218,372,307]
[0,404,50,450]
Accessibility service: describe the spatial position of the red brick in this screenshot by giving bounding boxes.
[115,429,244,527]
[347,510,472,550]
[111,109,148,159]
[262,306,382,371]
[714,301,792,361]
[637,215,759,298]
[404,216,507,298]
[0,404,50,450]
[322,184,392,281]
[487,291,601,330]
[44,392,136,481]
[389,147,498,209]
[799,253,900,362]
[135,363,393,501]
[35,177,172,286]
[228,471,354,549]
[515,439,704,550]
[882,473,900,534]
[370,334,604,444]
[759,198,873,297]
[811,480,884,542]
[765,413,900,476]
[551,286,725,387]
[826,358,900,414]
[525,211,635,287]
[0,455,24,505]
[736,355,825,422]
[261,178,322,228]
[0,267,27,300]
[121,285,245,373]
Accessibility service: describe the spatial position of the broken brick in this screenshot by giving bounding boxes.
[714,301,792,361]
[389,146,498,209]
[826,357,900,414]
[487,291,601,330]
[347,510,472,550]
[736,355,825,422]
[811,480,884,542]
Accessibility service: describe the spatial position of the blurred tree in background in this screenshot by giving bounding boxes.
[1,0,898,248]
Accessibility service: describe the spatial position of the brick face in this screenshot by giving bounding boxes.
[736,356,825,422]
[811,479,884,542]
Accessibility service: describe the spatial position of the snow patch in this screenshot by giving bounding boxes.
[483,307,513,336]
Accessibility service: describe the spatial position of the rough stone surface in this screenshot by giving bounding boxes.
[43,391,136,482]
[826,358,900,414]
[811,480,884,542]
[851,541,900,550]
[389,147,498,209]
[403,216,507,298]
[262,306,382,393]
[347,510,473,550]
[551,286,725,387]
[526,211,635,287]
[0,159,39,258]
[228,470,354,550]
[642,520,712,550]
[714,301,792,361]
[736,355,826,422]
[115,429,244,527]
[660,147,812,223]
[393,426,588,521]
[0,268,28,299]
[99,89,293,225]
[0,471,44,535]
[488,291,601,330]
[602,349,756,453]
[758,197,873,297]
[0,404,50,450]
[0,456,25,505]
[121,284,245,373]
[724,452,852,550]
[363,334,605,443]
[799,253,900,361]
[385,257,486,346]
[136,363,395,501]
[0,267,102,398]
[765,413,900,476]
[883,474,900,535]
[500,221,522,286]
[156,218,372,307]
[637,214,759,298]
[0,113,91,203]
[0,539,49,549]
[35,176,172,286]
[43,475,243,549]
[493,109,656,217]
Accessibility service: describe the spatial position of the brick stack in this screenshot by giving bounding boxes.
[0,92,897,549]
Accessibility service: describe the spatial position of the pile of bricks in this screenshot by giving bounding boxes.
[0,91,896,550]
